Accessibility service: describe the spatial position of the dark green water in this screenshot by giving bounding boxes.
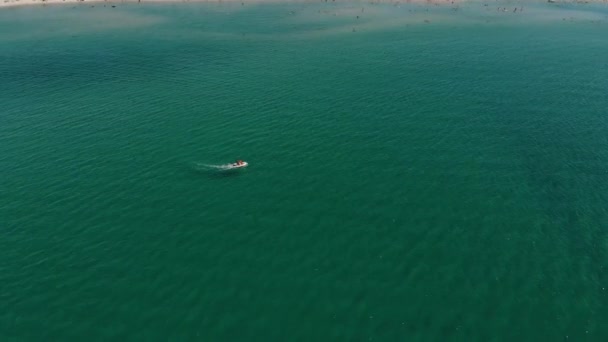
[2,1,608,340]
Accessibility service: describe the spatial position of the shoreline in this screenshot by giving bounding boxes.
[0,0,452,9]
[2,0,606,10]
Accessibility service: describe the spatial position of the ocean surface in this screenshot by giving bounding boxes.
[2,1,608,340]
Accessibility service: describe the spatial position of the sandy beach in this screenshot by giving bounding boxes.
[1,0,606,9]
[0,0,466,8]
[0,0,462,9]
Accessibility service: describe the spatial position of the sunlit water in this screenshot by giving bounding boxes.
[2,1,608,340]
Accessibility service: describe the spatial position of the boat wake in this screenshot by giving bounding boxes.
[196,163,235,170]
[193,161,248,174]
[194,163,240,171]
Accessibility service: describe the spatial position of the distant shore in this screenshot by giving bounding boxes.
[0,0,438,9]
[0,0,458,9]
[1,0,606,9]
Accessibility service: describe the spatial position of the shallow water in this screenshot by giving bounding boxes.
[2,1,608,340]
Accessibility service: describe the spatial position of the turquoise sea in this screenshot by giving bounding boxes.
[2,1,608,340]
